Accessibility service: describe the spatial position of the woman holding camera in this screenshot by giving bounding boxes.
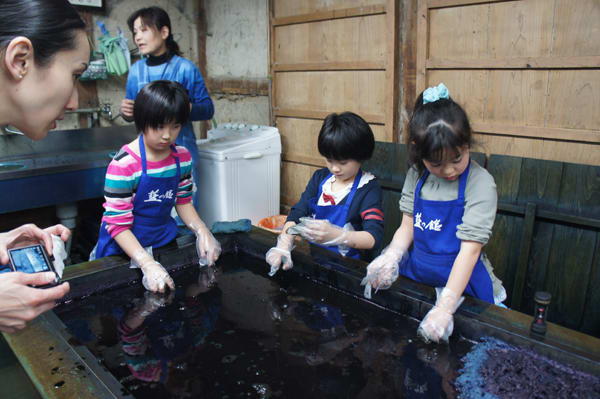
[0,0,90,333]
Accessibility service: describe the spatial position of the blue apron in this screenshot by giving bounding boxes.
[308,170,362,259]
[133,56,200,211]
[400,161,495,303]
[95,134,180,258]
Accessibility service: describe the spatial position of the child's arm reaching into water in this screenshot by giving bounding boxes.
[417,240,481,343]
[113,230,175,293]
[361,213,413,298]
[176,203,221,267]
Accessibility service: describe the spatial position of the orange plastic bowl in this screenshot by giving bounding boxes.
[257,214,287,234]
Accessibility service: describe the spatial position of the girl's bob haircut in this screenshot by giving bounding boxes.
[318,112,375,162]
[133,80,190,133]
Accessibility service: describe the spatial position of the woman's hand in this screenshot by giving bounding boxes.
[0,223,71,264]
[120,99,134,119]
[0,272,70,333]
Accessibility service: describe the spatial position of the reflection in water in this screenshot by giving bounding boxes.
[56,254,473,398]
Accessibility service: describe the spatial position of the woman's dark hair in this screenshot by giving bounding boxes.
[134,80,190,133]
[0,0,86,67]
[318,112,375,162]
[127,6,182,56]
[407,90,473,172]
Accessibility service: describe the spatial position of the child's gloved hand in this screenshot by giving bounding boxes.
[191,222,221,267]
[265,233,295,276]
[417,287,465,343]
[360,246,404,299]
[294,217,349,246]
[132,249,175,293]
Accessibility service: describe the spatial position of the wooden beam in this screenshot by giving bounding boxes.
[282,153,326,167]
[401,0,419,143]
[427,0,516,8]
[511,202,536,310]
[206,77,270,96]
[272,4,387,27]
[471,123,600,144]
[274,108,386,125]
[272,61,386,72]
[385,0,399,143]
[426,56,600,70]
[415,0,429,95]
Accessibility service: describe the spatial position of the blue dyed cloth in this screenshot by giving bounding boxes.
[211,219,252,234]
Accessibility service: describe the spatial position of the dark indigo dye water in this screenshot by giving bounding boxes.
[54,253,597,398]
[56,253,471,398]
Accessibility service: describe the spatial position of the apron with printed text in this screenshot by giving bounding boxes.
[400,161,494,303]
[95,134,180,258]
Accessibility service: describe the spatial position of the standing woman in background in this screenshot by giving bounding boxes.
[120,6,214,213]
[0,0,90,332]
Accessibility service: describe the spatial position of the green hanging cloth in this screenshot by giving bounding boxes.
[98,34,129,76]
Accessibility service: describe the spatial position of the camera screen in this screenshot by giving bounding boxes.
[9,245,52,273]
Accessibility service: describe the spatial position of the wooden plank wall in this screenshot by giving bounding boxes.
[270,0,398,208]
[416,0,600,166]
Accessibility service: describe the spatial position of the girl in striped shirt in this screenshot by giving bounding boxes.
[92,81,220,292]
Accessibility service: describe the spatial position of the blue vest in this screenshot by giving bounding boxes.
[400,162,495,303]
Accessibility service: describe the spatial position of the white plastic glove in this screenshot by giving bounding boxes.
[417,287,465,343]
[360,246,404,299]
[191,222,221,267]
[131,248,175,293]
[50,234,67,279]
[293,217,349,246]
[265,233,295,276]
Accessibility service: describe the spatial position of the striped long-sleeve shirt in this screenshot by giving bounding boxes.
[101,144,193,238]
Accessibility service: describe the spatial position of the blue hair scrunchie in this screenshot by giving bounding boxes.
[423,83,450,104]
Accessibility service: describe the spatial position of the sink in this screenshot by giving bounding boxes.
[0,162,27,172]
[0,126,137,213]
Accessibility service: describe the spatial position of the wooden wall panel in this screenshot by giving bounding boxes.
[418,0,600,166]
[547,70,600,131]
[275,71,386,122]
[429,5,488,59]
[281,161,319,207]
[271,0,397,208]
[488,0,554,58]
[274,15,387,65]
[552,0,600,57]
[274,0,385,18]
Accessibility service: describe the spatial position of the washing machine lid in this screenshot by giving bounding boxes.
[197,125,281,160]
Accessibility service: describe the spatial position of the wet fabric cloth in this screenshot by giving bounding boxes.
[307,170,362,258]
[95,135,181,258]
[400,161,495,303]
[287,168,384,260]
[125,53,214,210]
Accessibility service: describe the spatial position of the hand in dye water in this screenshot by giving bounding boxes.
[265,233,295,276]
[132,249,175,293]
[0,223,70,264]
[140,261,175,293]
[0,271,69,333]
[418,287,464,343]
[194,227,221,267]
[361,246,404,298]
